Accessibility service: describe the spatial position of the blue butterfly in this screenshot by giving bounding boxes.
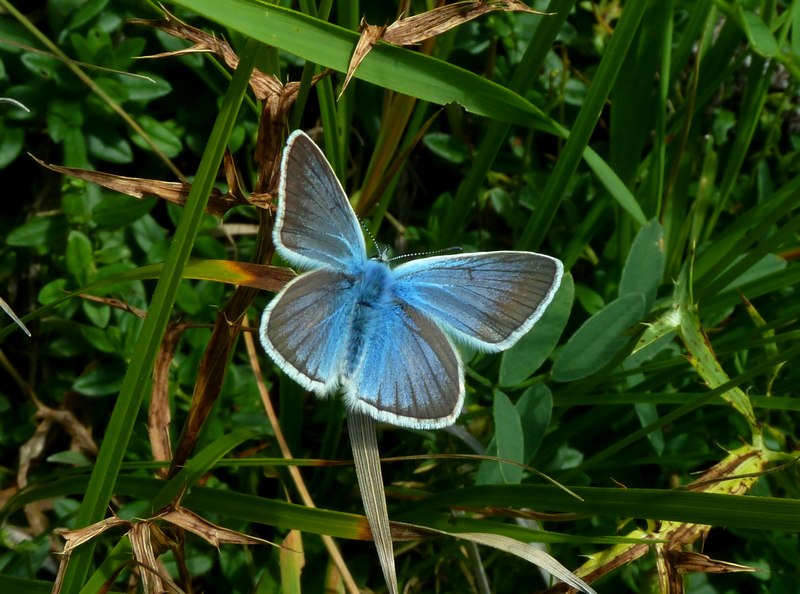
[260,130,563,429]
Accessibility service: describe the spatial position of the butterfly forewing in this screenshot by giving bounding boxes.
[261,268,359,392]
[393,251,563,352]
[346,301,463,429]
[275,130,366,271]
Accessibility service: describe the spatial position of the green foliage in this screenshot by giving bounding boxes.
[1,0,799,593]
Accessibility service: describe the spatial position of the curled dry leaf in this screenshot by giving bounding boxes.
[54,505,274,594]
[341,0,547,95]
[673,550,758,575]
[157,506,276,548]
[32,156,253,217]
[130,7,280,100]
[131,6,329,106]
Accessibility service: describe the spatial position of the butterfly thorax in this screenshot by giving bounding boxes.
[358,259,394,304]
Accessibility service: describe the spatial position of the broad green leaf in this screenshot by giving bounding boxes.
[0,123,24,168]
[118,72,172,102]
[80,325,120,354]
[500,273,574,386]
[37,278,69,305]
[130,115,182,157]
[517,384,552,464]
[66,0,111,31]
[92,195,155,228]
[739,8,778,57]
[552,293,646,382]
[423,132,469,164]
[476,392,524,485]
[619,219,664,311]
[7,215,68,247]
[72,360,125,396]
[82,300,110,328]
[66,230,94,286]
[87,130,133,164]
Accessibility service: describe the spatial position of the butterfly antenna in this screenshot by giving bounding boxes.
[388,246,463,264]
[359,217,387,260]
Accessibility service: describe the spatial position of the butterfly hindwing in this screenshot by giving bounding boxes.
[275,130,366,271]
[393,251,563,352]
[260,267,358,393]
[345,300,464,429]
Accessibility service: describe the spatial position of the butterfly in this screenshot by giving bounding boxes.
[260,130,563,429]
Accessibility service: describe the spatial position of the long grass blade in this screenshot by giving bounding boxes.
[346,411,398,594]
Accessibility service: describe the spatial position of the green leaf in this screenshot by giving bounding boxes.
[92,195,155,228]
[87,129,133,164]
[7,215,68,247]
[130,115,182,157]
[0,122,24,168]
[77,324,120,354]
[37,278,69,305]
[82,300,110,328]
[118,72,172,102]
[500,273,574,386]
[46,99,83,142]
[67,0,111,31]
[476,392,524,485]
[517,384,552,464]
[739,8,778,57]
[66,230,94,285]
[552,293,646,382]
[72,360,125,397]
[423,132,469,164]
[619,218,664,311]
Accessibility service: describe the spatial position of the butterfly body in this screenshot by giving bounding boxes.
[344,260,396,377]
[261,130,563,429]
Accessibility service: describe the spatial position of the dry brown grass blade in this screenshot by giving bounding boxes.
[384,0,542,45]
[56,516,131,555]
[340,19,387,99]
[32,156,253,216]
[341,1,545,95]
[673,551,757,575]
[128,522,165,594]
[158,506,276,547]
[150,323,191,478]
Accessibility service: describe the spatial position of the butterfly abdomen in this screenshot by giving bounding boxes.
[342,261,397,380]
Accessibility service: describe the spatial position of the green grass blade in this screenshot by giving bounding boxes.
[518,0,650,251]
